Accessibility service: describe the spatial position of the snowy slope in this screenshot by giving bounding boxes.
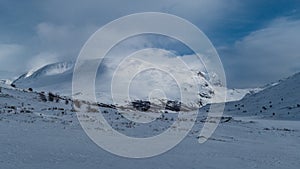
[0,78,300,169]
[224,72,300,120]
[12,60,257,107]
[225,88,262,102]
[12,62,74,93]
[0,86,73,119]
[0,79,12,85]
[0,79,13,89]
[12,60,215,106]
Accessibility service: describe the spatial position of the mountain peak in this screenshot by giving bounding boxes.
[12,61,74,90]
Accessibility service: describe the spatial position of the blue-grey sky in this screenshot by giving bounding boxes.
[0,0,300,88]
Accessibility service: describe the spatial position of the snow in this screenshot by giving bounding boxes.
[12,60,255,106]
[1,116,299,169]
[224,72,300,120]
[0,79,12,85]
[12,62,74,90]
[0,72,299,168]
[225,88,262,102]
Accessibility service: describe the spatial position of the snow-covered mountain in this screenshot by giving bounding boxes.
[1,71,300,169]
[11,59,258,106]
[12,62,74,94]
[223,72,300,120]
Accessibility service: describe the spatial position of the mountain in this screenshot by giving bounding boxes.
[223,72,300,120]
[12,49,261,106]
[1,71,299,169]
[12,62,74,94]
[13,61,211,105]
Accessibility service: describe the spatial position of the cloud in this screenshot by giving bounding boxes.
[1,0,300,88]
[37,0,238,28]
[0,43,32,79]
[35,22,97,59]
[221,17,300,88]
[0,1,256,74]
[0,44,24,59]
[26,52,60,71]
[29,0,240,61]
[0,44,27,73]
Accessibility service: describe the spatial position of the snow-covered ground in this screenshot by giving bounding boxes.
[0,72,299,169]
[224,72,300,120]
[1,112,299,169]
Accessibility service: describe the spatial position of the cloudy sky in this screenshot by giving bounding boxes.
[0,0,300,88]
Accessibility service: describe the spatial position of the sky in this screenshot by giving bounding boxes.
[0,0,300,88]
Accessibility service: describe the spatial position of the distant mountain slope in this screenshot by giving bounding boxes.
[11,59,259,105]
[224,72,300,120]
[12,62,74,93]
